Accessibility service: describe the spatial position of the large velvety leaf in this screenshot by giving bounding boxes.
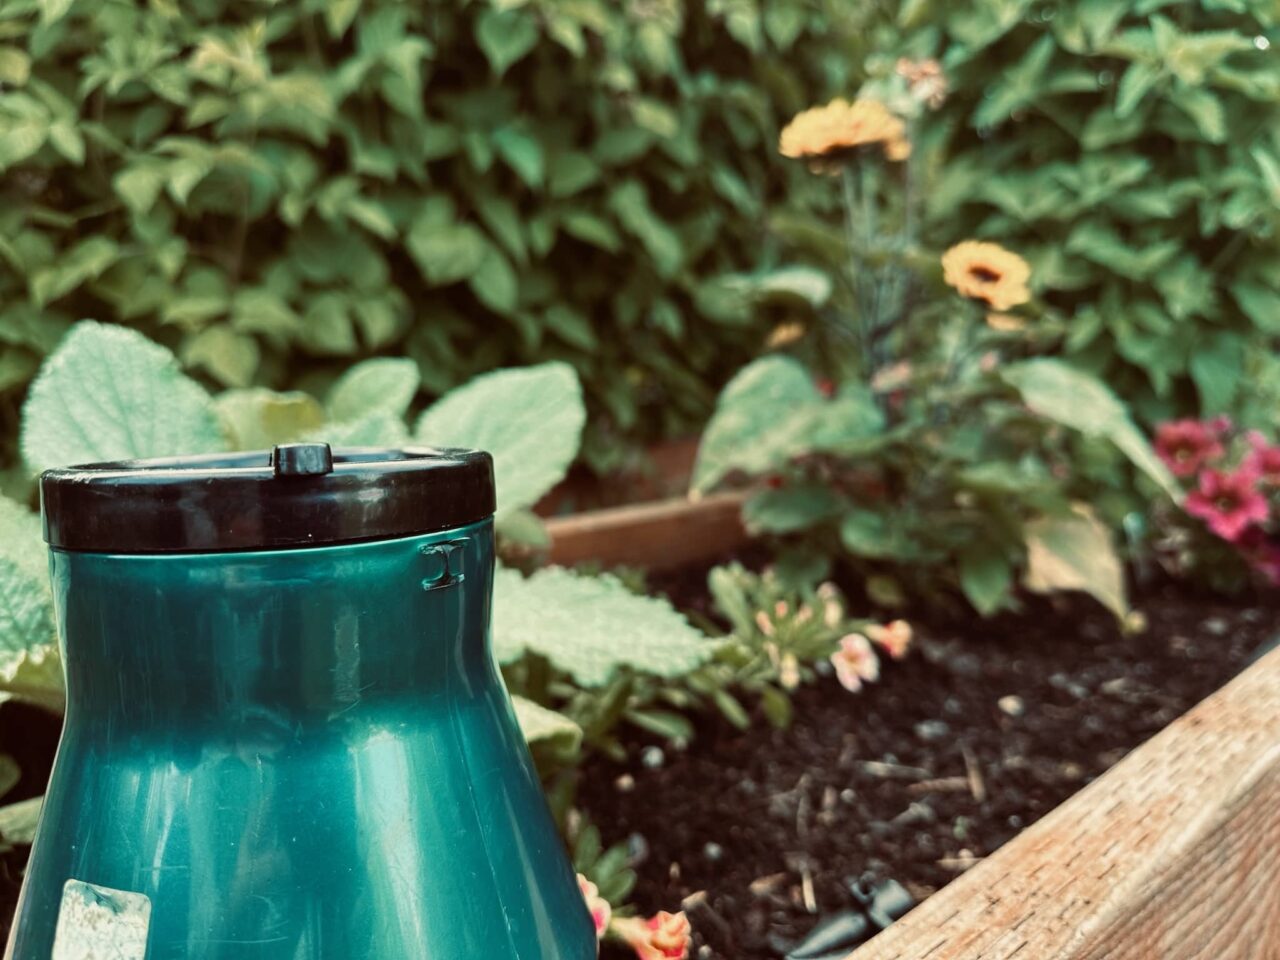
[1003,359,1178,500]
[326,357,420,423]
[511,695,582,759]
[21,322,226,472]
[493,566,712,686]
[215,388,326,450]
[0,498,61,711]
[692,356,824,492]
[1024,506,1127,618]
[414,362,585,520]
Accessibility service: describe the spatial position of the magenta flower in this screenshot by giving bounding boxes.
[1244,436,1280,486]
[1184,469,1269,542]
[577,875,611,941]
[1154,419,1226,478]
[1238,528,1280,585]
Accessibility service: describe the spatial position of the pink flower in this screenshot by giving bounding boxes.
[613,911,691,960]
[1154,419,1226,477]
[1244,436,1280,486]
[865,620,913,660]
[1185,469,1269,543]
[830,634,880,692]
[577,875,611,942]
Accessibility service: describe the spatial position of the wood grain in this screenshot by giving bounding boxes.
[544,492,749,571]
[847,645,1280,960]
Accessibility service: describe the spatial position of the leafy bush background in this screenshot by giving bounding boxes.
[0,0,871,473]
[896,0,1280,424]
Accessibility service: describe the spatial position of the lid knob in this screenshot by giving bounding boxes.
[272,443,334,477]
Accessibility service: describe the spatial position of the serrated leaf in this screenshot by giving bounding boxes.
[512,695,582,758]
[21,322,226,473]
[215,388,326,450]
[415,362,584,519]
[1024,507,1127,618]
[692,356,823,492]
[493,566,712,685]
[326,358,420,423]
[1003,359,1178,500]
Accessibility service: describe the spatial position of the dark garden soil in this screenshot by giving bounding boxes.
[579,582,1278,960]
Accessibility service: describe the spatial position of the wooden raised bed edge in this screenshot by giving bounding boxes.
[544,491,750,571]
[845,644,1280,960]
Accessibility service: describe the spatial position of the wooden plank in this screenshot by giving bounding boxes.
[847,646,1280,960]
[544,492,749,570]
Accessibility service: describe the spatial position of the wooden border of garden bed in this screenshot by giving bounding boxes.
[544,492,750,571]
[845,645,1280,960]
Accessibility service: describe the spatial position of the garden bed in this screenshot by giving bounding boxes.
[580,581,1277,960]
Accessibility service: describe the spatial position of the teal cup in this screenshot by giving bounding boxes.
[5,445,595,960]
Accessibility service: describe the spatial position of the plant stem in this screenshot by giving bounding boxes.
[840,163,872,378]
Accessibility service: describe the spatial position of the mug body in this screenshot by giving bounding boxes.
[6,519,595,960]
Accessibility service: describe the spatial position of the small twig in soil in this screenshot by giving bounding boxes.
[961,744,987,804]
[682,890,735,948]
[908,777,971,795]
[937,850,983,873]
[749,873,790,898]
[799,862,818,915]
[859,760,932,780]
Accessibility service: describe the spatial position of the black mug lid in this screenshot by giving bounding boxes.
[40,444,495,554]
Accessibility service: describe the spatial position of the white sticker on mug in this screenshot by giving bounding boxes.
[51,879,150,960]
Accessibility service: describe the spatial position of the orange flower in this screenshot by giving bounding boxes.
[577,874,611,941]
[613,911,692,960]
[779,98,910,164]
[942,241,1032,311]
[866,620,913,660]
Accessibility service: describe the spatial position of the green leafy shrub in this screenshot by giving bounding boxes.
[882,0,1280,423]
[0,0,872,470]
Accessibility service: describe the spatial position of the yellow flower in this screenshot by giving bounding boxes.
[942,241,1032,311]
[779,98,910,164]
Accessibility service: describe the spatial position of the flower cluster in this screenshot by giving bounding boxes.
[829,620,913,693]
[1155,418,1280,583]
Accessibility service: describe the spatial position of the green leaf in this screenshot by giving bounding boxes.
[468,246,520,315]
[495,508,550,548]
[314,411,409,447]
[743,484,843,535]
[1189,333,1244,414]
[512,695,582,759]
[215,388,326,450]
[415,362,585,520]
[182,326,260,388]
[959,545,1014,616]
[22,322,226,473]
[407,220,489,286]
[608,181,682,278]
[0,497,60,711]
[29,237,119,307]
[0,796,43,850]
[1003,359,1178,500]
[493,126,544,188]
[493,566,712,685]
[840,509,911,560]
[1024,507,1127,619]
[692,356,823,492]
[1115,61,1162,117]
[475,8,540,77]
[326,358,420,423]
